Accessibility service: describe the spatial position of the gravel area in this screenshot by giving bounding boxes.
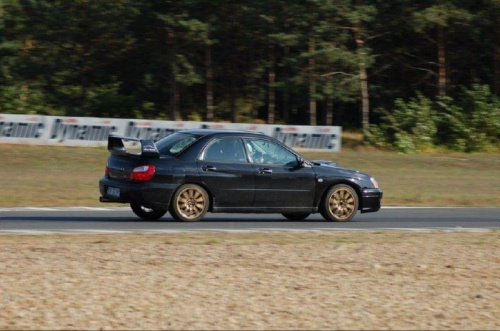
[0,231,499,330]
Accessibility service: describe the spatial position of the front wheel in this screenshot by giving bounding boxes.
[130,202,167,221]
[170,184,209,222]
[282,213,311,221]
[320,184,359,222]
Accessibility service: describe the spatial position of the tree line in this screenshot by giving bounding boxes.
[0,0,499,151]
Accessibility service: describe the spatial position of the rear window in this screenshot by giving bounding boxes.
[156,133,200,156]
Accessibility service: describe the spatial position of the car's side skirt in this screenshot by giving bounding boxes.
[211,206,318,213]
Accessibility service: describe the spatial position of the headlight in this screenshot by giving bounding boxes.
[370,177,379,189]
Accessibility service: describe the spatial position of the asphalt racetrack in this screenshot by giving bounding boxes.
[0,207,499,233]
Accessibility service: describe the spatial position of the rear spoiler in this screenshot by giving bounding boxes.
[107,134,160,158]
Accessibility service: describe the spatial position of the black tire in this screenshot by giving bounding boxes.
[130,202,167,221]
[170,184,209,222]
[320,184,359,222]
[282,213,311,221]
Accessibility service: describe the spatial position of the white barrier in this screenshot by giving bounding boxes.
[0,114,342,152]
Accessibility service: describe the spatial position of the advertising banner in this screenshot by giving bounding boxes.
[0,114,342,152]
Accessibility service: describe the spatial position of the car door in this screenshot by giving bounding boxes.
[197,136,255,208]
[243,138,316,208]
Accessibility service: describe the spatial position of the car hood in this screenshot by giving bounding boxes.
[310,159,370,179]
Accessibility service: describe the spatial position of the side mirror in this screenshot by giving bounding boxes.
[298,157,311,168]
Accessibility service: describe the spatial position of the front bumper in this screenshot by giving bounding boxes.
[99,177,176,210]
[360,188,383,213]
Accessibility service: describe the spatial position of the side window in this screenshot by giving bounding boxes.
[168,137,196,155]
[244,139,298,167]
[203,137,247,163]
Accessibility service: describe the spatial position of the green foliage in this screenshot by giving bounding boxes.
[464,84,500,143]
[0,84,58,115]
[394,132,416,153]
[435,96,469,151]
[437,85,500,152]
[369,85,500,153]
[367,93,437,152]
[187,112,203,122]
[365,125,388,148]
[87,83,136,118]
[413,3,472,31]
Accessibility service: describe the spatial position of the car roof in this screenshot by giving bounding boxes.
[178,128,268,137]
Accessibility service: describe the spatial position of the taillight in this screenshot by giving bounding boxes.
[130,165,156,182]
[105,162,110,177]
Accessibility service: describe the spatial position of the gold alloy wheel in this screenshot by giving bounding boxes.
[328,187,356,220]
[176,187,206,220]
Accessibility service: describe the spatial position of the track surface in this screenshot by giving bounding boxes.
[0,207,499,233]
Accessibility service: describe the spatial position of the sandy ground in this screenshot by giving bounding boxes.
[0,231,499,330]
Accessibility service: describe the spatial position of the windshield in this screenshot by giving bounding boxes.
[155,133,200,156]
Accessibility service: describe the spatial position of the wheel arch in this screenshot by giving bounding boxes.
[169,181,215,212]
[317,180,363,211]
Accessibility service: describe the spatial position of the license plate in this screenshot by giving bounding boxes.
[107,187,120,198]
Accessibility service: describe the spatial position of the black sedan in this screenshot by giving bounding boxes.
[99,129,382,222]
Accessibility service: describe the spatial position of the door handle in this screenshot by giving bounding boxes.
[258,168,273,174]
[203,165,217,172]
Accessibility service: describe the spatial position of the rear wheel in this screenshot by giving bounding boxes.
[282,213,311,221]
[130,202,167,221]
[320,184,359,222]
[170,184,209,222]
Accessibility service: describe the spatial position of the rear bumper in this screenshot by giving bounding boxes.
[360,188,383,213]
[99,177,176,210]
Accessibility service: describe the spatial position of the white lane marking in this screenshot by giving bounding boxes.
[68,207,115,211]
[139,229,256,233]
[248,228,318,232]
[69,229,131,234]
[0,227,495,235]
[439,227,492,232]
[311,228,387,231]
[382,206,499,209]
